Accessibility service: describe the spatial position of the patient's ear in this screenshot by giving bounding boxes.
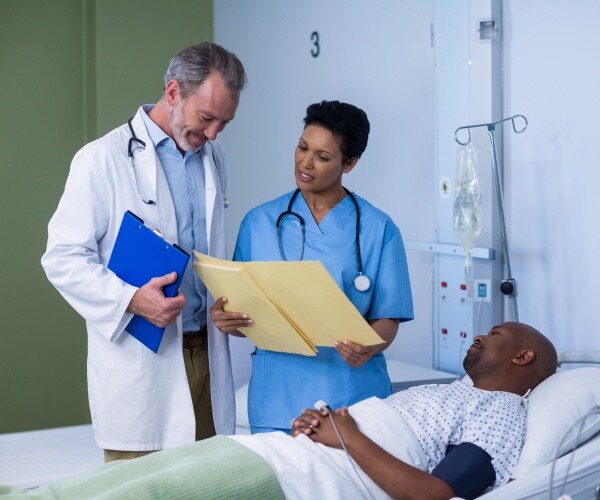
[513,349,535,366]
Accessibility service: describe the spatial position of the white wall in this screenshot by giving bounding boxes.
[214,0,436,387]
[214,1,600,388]
[504,0,600,351]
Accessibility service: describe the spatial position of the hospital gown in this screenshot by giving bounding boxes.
[233,190,413,431]
[385,380,527,488]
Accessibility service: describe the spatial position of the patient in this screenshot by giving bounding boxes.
[0,322,557,500]
[288,321,558,499]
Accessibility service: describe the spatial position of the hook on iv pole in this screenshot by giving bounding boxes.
[452,114,528,323]
[454,114,528,146]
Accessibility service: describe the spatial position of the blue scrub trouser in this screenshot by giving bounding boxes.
[251,426,291,435]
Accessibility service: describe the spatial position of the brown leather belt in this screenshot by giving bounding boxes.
[182,326,208,350]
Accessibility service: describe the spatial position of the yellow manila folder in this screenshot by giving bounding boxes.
[193,252,384,356]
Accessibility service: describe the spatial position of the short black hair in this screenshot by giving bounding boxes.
[303,100,370,161]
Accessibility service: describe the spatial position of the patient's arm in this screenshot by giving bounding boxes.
[292,408,455,500]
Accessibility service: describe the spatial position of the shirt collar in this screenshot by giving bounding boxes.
[140,104,170,149]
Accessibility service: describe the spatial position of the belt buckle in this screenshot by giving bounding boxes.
[183,327,207,350]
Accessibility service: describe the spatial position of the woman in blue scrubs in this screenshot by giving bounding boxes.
[211,100,414,433]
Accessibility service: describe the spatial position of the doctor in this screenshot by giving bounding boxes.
[41,42,246,461]
[212,100,414,434]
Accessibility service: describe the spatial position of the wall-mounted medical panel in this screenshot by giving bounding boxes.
[432,0,504,374]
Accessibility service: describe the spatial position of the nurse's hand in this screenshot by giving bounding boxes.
[334,340,374,368]
[127,272,186,327]
[210,297,252,336]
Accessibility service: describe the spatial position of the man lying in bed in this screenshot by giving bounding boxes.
[0,322,557,500]
[287,321,558,499]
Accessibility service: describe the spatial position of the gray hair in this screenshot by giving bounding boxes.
[164,42,247,99]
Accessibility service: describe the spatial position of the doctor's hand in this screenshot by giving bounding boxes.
[210,297,252,336]
[334,340,374,368]
[127,272,186,328]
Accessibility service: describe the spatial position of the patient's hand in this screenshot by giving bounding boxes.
[210,297,252,335]
[291,408,360,448]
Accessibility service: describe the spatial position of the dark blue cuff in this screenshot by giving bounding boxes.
[431,442,496,499]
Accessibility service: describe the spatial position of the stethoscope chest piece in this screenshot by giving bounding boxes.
[354,273,371,292]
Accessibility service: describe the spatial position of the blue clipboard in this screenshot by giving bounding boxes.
[107,211,190,352]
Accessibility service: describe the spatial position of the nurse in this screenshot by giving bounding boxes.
[211,100,414,433]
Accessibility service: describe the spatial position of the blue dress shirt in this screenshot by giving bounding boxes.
[141,105,208,332]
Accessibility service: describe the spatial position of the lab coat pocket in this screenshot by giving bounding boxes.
[88,328,142,371]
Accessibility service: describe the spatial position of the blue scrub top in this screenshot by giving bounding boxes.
[234,190,413,430]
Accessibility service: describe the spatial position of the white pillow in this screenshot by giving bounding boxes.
[512,367,600,477]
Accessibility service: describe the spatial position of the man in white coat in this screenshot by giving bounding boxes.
[41,42,247,462]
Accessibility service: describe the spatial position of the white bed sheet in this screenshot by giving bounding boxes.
[233,396,427,500]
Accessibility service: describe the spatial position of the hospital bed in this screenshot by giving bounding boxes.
[1,356,598,499]
[235,355,600,499]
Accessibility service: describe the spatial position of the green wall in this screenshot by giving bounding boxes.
[0,0,213,433]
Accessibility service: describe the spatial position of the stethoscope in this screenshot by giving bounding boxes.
[128,118,156,206]
[127,117,230,209]
[275,187,371,292]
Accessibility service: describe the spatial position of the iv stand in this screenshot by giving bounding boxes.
[454,114,528,322]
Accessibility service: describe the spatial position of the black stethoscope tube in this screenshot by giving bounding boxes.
[275,187,371,292]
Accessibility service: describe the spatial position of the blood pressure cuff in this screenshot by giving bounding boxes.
[431,442,496,500]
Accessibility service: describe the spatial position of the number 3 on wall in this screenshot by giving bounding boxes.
[311,31,320,58]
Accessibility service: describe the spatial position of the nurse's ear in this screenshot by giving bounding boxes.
[342,157,359,174]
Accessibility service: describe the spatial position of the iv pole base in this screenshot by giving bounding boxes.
[500,278,517,298]
[501,279,519,322]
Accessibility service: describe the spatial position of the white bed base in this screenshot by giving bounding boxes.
[480,433,600,500]
[0,424,103,489]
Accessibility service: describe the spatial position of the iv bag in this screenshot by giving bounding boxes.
[453,146,482,251]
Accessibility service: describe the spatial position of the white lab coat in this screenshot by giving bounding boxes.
[41,107,235,451]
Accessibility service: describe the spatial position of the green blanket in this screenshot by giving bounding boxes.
[0,436,284,499]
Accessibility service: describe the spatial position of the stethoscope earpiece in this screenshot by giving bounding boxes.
[276,188,370,292]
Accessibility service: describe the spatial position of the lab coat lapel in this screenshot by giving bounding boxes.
[201,141,234,434]
[202,142,223,257]
[129,108,177,242]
